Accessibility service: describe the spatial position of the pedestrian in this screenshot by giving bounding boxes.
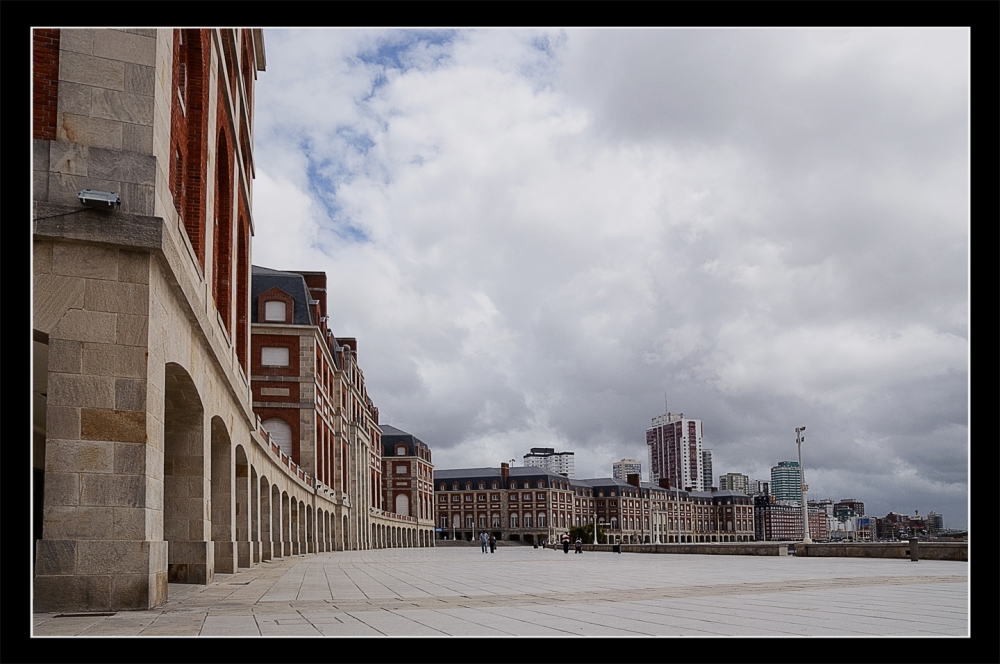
[575,537,582,554]
[489,535,496,553]
[480,530,489,553]
[561,532,570,554]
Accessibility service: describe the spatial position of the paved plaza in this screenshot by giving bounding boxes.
[33,546,968,637]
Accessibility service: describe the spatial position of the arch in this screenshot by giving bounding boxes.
[259,477,272,561]
[250,465,260,563]
[235,445,251,567]
[164,363,211,585]
[209,416,235,576]
[306,504,314,553]
[290,499,300,554]
[271,485,283,558]
[261,417,293,458]
[282,491,292,556]
[301,500,308,552]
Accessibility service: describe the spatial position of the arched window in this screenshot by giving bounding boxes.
[395,493,409,517]
[262,417,292,457]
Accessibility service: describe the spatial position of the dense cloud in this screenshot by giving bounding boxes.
[252,29,968,527]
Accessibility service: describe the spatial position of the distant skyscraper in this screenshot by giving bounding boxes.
[701,450,714,491]
[770,461,803,506]
[613,458,642,481]
[646,412,703,491]
[719,472,749,494]
[522,447,575,478]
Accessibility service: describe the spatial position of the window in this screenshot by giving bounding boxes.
[538,514,546,527]
[262,418,292,457]
[466,516,473,528]
[509,494,517,501]
[492,514,501,528]
[510,482,517,490]
[452,495,459,502]
[396,445,407,456]
[537,481,544,488]
[452,483,459,491]
[264,300,286,321]
[441,515,448,528]
[440,484,446,491]
[523,482,530,489]
[465,483,472,490]
[510,514,519,528]
[478,482,485,490]
[536,493,545,501]
[396,465,407,475]
[491,482,498,489]
[261,346,289,367]
[439,495,446,502]
[491,494,500,501]
[524,515,532,528]
[479,515,486,528]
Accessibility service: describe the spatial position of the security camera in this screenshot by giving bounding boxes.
[78,190,121,210]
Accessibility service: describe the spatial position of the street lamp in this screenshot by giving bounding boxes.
[796,426,812,544]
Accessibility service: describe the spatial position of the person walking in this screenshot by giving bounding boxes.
[489,535,496,553]
[480,531,489,553]
[561,532,570,554]
[575,537,583,554]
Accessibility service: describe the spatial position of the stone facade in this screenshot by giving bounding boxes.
[31,29,417,614]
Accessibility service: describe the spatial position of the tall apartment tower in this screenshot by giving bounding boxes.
[523,448,575,478]
[770,461,803,506]
[701,449,714,491]
[612,458,642,481]
[646,412,703,491]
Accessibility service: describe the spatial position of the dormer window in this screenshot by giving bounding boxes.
[265,300,286,322]
[396,445,407,456]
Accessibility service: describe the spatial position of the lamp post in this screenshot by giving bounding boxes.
[796,426,812,544]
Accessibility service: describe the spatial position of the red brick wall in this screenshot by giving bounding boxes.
[170,30,210,268]
[33,29,60,140]
[213,98,233,332]
[236,217,249,371]
[251,333,299,377]
[252,380,300,403]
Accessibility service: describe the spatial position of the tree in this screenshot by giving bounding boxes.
[570,522,606,544]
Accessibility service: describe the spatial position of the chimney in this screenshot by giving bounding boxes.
[627,473,641,488]
[711,486,717,492]
[658,478,671,490]
[501,463,509,486]
[685,486,692,492]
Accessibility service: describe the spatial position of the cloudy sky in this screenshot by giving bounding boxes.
[250,29,968,527]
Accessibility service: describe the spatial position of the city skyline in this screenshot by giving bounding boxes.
[250,29,969,527]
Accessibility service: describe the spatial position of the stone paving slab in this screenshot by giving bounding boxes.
[32,547,969,637]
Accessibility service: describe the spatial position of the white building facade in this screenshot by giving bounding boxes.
[522,447,575,478]
[646,412,704,492]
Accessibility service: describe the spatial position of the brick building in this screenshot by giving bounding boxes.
[380,425,436,547]
[433,465,756,545]
[31,29,419,613]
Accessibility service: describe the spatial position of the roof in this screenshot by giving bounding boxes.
[251,265,315,326]
[380,425,430,456]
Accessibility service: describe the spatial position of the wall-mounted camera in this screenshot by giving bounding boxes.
[78,189,121,210]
